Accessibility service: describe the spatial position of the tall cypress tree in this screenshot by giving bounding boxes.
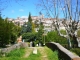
[28,12,32,23]
[26,13,32,32]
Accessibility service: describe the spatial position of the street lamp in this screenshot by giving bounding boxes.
[43,30,47,46]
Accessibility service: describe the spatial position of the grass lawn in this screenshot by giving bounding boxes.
[0,48,25,60]
[0,47,59,60]
[26,50,41,60]
[45,47,59,60]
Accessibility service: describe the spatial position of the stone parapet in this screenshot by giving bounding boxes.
[46,42,80,60]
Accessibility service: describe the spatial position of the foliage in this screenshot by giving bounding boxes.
[10,23,21,44]
[46,31,67,44]
[22,32,37,42]
[0,47,59,60]
[36,22,44,44]
[26,13,32,32]
[0,17,21,47]
[45,47,58,60]
[6,48,25,57]
[32,22,36,32]
[26,22,32,32]
[21,13,36,45]
[21,13,34,34]
[26,51,41,60]
[60,29,66,35]
[70,48,80,56]
[0,18,9,47]
[20,22,27,34]
[28,12,32,23]
[20,22,28,34]
[0,48,25,60]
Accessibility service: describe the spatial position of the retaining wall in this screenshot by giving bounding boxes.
[0,42,27,56]
[46,42,80,60]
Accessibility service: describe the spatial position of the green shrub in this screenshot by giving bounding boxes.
[6,48,25,57]
[46,31,67,44]
[70,48,80,56]
[61,44,68,49]
[45,47,58,60]
[22,32,37,42]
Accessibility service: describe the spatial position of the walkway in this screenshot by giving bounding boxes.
[24,47,33,58]
[37,47,48,60]
[24,47,48,60]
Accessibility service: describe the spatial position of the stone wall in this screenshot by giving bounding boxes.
[0,42,27,56]
[46,42,80,60]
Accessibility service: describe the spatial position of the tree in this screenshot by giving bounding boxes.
[22,32,37,42]
[26,22,32,32]
[21,13,36,42]
[10,22,21,44]
[32,22,36,32]
[21,22,27,34]
[37,0,80,48]
[21,13,35,33]
[26,13,32,32]
[0,17,21,47]
[36,22,44,45]
[0,17,7,47]
[0,17,11,47]
[28,12,32,23]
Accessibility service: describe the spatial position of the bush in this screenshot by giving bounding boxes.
[6,48,25,57]
[70,48,80,56]
[46,31,67,44]
[22,32,37,42]
[10,33,17,44]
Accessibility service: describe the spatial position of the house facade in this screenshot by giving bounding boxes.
[8,15,67,32]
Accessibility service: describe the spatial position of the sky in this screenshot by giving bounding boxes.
[1,0,39,19]
[0,0,80,20]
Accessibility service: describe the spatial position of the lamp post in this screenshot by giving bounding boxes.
[43,30,47,46]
